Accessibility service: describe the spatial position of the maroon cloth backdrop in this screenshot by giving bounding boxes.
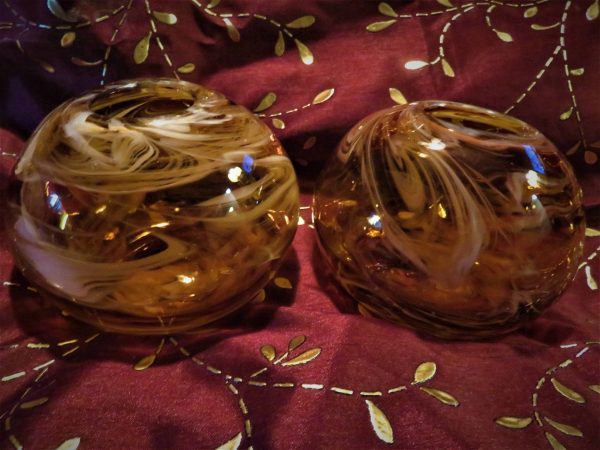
[1,1,599,449]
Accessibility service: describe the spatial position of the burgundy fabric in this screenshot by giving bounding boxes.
[1,1,599,449]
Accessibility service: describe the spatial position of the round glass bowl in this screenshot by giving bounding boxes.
[314,101,585,339]
[6,79,299,334]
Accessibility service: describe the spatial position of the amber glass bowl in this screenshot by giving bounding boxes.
[314,101,585,339]
[5,79,299,334]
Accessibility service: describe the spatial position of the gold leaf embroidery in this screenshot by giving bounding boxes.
[366,20,397,32]
[260,345,276,362]
[55,437,80,450]
[524,7,538,18]
[303,136,317,149]
[207,0,221,8]
[215,432,242,450]
[442,58,455,77]
[40,61,55,73]
[544,417,583,437]
[495,416,533,429]
[274,277,292,289]
[550,378,585,403]
[47,0,77,22]
[223,18,240,42]
[585,228,600,237]
[414,362,436,383]
[152,11,178,25]
[71,57,102,66]
[272,118,286,129]
[405,60,429,70]
[437,0,454,7]
[566,141,581,155]
[586,0,599,21]
[378,2,398,18]
[531,23,560,30]
[60,32,76,47]
[134,32,152,64]
[177,63,196,74]
[253,92,277,112]
[585,266,598,290]
[389,88,407,105]
[584,150,598,164]
[20,397,49,409]
[251,289,266,303]
[134,354,156,371]
[288,335,306,352]
[560,107,573,120]
[589,385,600,394]
[281,348,321,366]
[365,400,394,444]
[495,30,513,42]
[312,88,335,105]
[275,31,285,56]
[294,39,313,65]
[545,432,567,450]
[419,387,459,406]
[570,68,584,76]
[286,16,316,29]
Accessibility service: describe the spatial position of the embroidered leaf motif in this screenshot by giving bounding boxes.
[312,88,335,105]
[47,0,78,22]
[586,0,599,20]
[531,23,560,30]
[566,141,581,155]
[437,0,454,7]
[560,107,573,120]
[134,354,156,371]
[524,7,538,18]
[272,118,286,130]
[71,57,102,66]
[177,63,196,74]
[20,397,49,409]
[420,387,459,406]
[275,31,285,56]
[288,335,306,352]
[545,432,567,450]
[215,432,242,450]
[586,228,600,237]
[274,277,292,289]
[551,378,585,403]
[223,18,240,42]
[134,32,152,64]
[442,58,455,77]
[589,385,600,394]
[286,16,315,28]
[585,266,598,290]
[55,437,81,450]
[405,60,429,70]
[414,362,436,383]
[570,68,584,76]
[207,0,221,8]
[281,348,321,366]
[60,32,76,47]
[584,151,598,164]
[260,345,276,362]
[153,11,177,25]
[495,416,533,429]
[294,39,313,65]
[251,289,266,303]
[378,3,398,18]
[253,92,277,112]
[544,417,583,437]
[389,88,407,105]
[365,400,394,443]
[303,136,317,149]
[366,20,397,32]
[495,30,513,42]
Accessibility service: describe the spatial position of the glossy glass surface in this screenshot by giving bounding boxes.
[6,79,299,334]
[314,101,585,339]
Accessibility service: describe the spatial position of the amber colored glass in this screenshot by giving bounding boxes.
[314,101,585,339]
[5,79,299,334]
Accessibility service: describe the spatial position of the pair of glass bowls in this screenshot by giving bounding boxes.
[4,79,585,339]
